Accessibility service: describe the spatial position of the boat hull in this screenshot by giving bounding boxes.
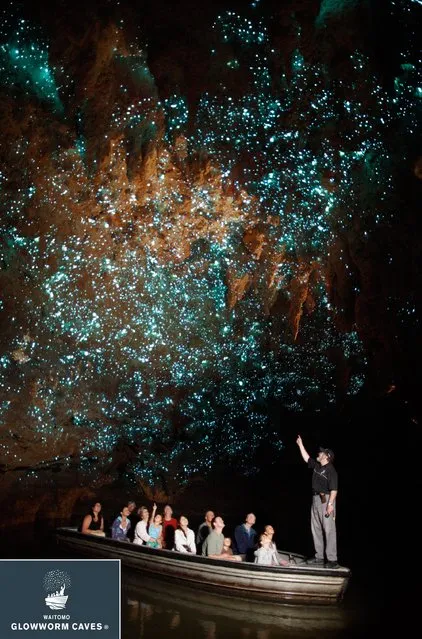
[56,527,350,605]
[45,595,68,610]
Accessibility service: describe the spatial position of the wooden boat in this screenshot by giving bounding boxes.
[56,527,350,605]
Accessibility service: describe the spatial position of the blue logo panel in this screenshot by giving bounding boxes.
[0,559,120,639]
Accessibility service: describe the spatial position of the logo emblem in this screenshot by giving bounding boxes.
[43,570,71,610]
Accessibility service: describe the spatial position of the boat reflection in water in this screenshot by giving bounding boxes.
[122,570,351,639]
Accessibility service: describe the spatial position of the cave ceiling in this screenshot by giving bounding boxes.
[0,0,420,495]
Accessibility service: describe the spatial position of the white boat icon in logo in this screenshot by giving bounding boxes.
[45,584,68,610]
[43,570,71,610]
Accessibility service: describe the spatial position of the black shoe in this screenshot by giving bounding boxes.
[306,557,324,565]
[325,561,339,569]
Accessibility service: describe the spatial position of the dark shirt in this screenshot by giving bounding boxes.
[78,512,102,533]
[308,458,338,494]
[234,524,257,555]
[88,514,103,531]
[127,513,139,542]
[163,518,178,549]
[196,522,211,554]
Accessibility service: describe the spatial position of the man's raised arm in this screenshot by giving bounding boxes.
[296,435,310,463]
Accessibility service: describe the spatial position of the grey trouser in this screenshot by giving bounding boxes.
[311,495,337,562]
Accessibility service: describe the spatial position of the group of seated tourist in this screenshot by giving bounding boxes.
[80,502,289,566]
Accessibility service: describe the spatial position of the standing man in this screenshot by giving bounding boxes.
[296,435,339,568]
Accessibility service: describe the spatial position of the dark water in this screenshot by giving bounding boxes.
[121,570,361,639]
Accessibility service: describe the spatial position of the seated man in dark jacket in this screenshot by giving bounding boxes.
[196,510,215,555]
[234,513,257,560]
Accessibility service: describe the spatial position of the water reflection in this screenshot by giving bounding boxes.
[122,570,351,638]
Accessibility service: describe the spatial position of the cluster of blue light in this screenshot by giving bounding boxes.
[0,2,420,490]
[0,9,62,110]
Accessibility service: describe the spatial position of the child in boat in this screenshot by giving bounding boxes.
[147,503,163,548]
[254,533,282,566]
[262,525,277,552]
[262,525,290,565]
[222,537,233,555]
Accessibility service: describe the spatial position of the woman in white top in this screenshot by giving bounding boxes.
[174,515,196,553]
[133,506,152,545]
